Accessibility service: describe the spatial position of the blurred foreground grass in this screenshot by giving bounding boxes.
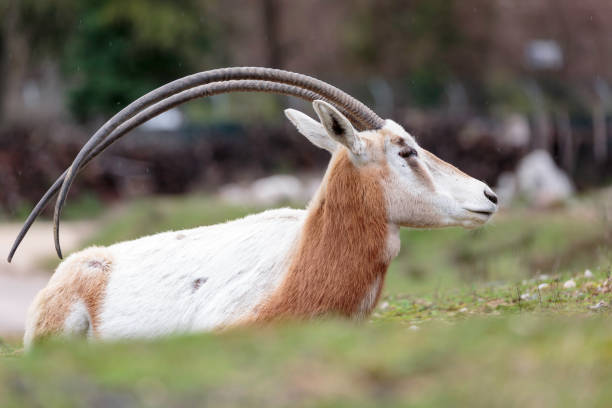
[3,189,612,406]
[1,317,611,407]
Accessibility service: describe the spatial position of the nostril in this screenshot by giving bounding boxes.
[484,189,498,205]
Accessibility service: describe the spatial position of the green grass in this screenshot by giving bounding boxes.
[1,317,611,407]
[2,190,612,406]
[5,191,105,222]
[378,271,611,325]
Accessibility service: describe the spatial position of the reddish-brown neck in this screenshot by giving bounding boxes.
[254,150,390,321]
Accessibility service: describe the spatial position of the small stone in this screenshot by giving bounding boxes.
[459,307,468,313]
[520,293,536,301]
[538,283,549,290]
[563,279,576,289]
[584,269,594,278]
[379,301,389,310]
[409,325,419,331]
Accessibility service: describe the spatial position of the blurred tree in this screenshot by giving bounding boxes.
[62,0,219,121]
[261,0,283,68]
[0,0,79,122]
[344,0,469,107]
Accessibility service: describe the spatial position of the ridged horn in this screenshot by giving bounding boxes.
[8,68,385,261]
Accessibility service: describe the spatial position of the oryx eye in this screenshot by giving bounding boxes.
[399,147,418,159]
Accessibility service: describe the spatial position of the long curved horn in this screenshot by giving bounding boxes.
[9,73,383,261]
[51,68,384,258]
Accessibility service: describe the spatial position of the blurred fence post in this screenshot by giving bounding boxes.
[525,82,551,152]
[557,109,574,173]
[593,78,610,163]
[592,104,607,163]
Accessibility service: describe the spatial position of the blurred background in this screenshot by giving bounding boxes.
[0,0,611,336]
[1,0,612,212]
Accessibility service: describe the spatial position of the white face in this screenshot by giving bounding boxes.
[285,101,498,229]
[377,120,497,229]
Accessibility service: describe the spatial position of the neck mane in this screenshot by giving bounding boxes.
[254,149,390,321]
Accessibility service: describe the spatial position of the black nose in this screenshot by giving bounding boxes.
[484,189,498,205]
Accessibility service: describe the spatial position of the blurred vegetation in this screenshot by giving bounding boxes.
[6,192,105,223]
[4,0,612,120]
[86,195,258,245]
[347,0,460,107]
[1,317,611,407]
[4,0,219,121]
[1,0,226,120]
[63,0,218,121]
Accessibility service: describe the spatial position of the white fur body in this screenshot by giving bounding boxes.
[24,100,497,347]
[97,208,304,338]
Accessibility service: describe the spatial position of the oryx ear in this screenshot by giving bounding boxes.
[312,100,364,156]
[284,108,337,153]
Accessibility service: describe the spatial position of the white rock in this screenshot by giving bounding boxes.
[515,150,574,208]
[219,174,312,206]
[584,269,594,278]
[459,307,468,313]
[495,172,517,208]
[408,325,420,331]
[141,108,183,131]
[520,293,536,301]
[588,301,608,311]
[218,183,250,204]
[499,114,531,148]
[563,279,576,289]
[251,175,304,206]
[538,283,550,290]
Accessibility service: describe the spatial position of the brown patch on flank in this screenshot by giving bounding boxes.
[28,247,112,341]
[253,149,390,322]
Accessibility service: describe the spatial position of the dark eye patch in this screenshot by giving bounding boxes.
[399,147,418,159]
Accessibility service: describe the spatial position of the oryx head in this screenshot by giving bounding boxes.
[285,100,497,229]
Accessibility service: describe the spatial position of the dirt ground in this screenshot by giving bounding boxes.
[0,221,95,337]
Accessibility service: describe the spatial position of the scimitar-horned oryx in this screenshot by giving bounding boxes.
[6,67,498,346]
